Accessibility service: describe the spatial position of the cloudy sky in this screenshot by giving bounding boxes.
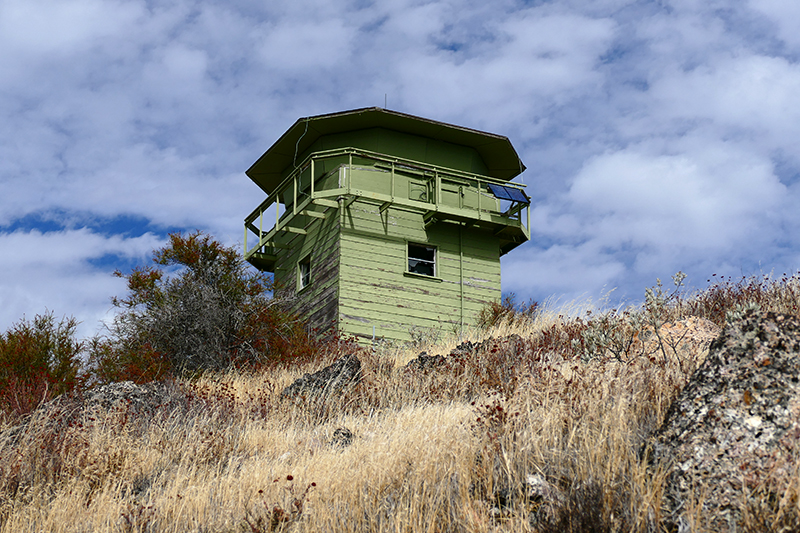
[2,0,800,338]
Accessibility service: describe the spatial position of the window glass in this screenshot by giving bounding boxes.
[408,244,435,276]
[298,256,311,289]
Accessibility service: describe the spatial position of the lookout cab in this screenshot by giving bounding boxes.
[244,108,530,343]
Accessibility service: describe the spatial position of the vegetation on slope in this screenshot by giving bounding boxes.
[2,235,800,532]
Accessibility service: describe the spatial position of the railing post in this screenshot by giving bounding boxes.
[348,152,353,194]
[478,177,482,220]
[390,161,395,200]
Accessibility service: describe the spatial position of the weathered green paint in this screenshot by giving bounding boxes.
[243,108,530,343]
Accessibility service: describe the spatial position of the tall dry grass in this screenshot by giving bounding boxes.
[2,275,800,532]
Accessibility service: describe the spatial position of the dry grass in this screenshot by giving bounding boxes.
[2,280,800,532]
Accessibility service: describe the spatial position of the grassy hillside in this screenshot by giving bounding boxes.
[1,274,799,532]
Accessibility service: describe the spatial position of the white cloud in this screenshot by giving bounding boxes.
[393,9,616,128]
[749,0,800,51]
[502,244,625,305]
[257,19,355,71]
[0,0,143,54]
[647,55,800,153]
[3,0,800,336]
[0,229,163,338]
[569,142,785,250]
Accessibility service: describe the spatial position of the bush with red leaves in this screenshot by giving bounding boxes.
[0,312,84,419]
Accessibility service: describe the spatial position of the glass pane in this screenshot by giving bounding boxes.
[408,244,435,276]
[299,259,311,288]
[408,244,435,262]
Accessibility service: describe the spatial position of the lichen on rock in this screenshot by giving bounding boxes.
[649,310,800,531]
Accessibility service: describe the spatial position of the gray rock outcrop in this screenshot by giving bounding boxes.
[650,310,800,531]
[281,354,362,400]
[405,336,524,372]
[83,380,185,414]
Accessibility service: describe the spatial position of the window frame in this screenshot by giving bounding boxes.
[298,255,311,290]
[407,243,436,277]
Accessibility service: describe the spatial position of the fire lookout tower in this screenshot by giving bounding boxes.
[244,108,530,342]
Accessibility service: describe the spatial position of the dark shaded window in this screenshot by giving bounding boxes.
[298,256,311,289]
[408,244,435,276]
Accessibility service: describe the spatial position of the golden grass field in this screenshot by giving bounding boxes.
[2,279,800,532]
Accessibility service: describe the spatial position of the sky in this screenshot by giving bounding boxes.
[2,0,800,338]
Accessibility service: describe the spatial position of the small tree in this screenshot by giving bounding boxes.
[91,231,313,382]
[0,312,84,419]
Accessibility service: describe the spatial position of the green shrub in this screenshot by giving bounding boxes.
[90,231,315,382]
[0,312,84,419]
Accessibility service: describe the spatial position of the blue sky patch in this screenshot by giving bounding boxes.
[0,210,183,239]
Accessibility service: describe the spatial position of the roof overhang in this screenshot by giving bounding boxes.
[246,107,526,195]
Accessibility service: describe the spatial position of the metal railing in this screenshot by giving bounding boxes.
[244,147,529,259]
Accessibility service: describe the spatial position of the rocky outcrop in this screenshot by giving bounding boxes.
[650,310,800,531]
[0,380,186,447]
[83,380,185,414]
[281,354,362,400]
[404,352,447,371]
[405,336,524,372]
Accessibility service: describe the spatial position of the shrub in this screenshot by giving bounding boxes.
[90,231,315,382]
[0,312,84,419]
[687,273,800,326]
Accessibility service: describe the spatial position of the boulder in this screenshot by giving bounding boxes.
[404,335,524,372]
[649,310,800,531]
[404,352,447,371]
[281,354,362,400]
[331,427,354,447]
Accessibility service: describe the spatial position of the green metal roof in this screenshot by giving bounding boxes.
[246,107,526,195]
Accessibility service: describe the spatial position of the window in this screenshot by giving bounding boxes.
[408,244,435,276]
[298,256,311,289]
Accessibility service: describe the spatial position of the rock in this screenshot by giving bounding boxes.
[649,310,800,531]
[523,474,565,508]
[405,335,524,372]
[281,354,362,400]
[0,380,185,447]
[404,352,447,371]
[83,380,184,414]
[646,316,720,362]
[331,427,354,447]
[450,340,480,356]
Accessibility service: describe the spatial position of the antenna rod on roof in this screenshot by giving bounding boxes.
[385,94,387,108]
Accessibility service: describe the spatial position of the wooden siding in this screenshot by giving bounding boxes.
[295,128,491,178]
[337,198,500,342]
[273,205,341,336]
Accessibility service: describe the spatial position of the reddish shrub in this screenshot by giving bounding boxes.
[687,273,800,327]
[0,313,84,420]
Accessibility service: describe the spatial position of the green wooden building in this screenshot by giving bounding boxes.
[243,108,530,343]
